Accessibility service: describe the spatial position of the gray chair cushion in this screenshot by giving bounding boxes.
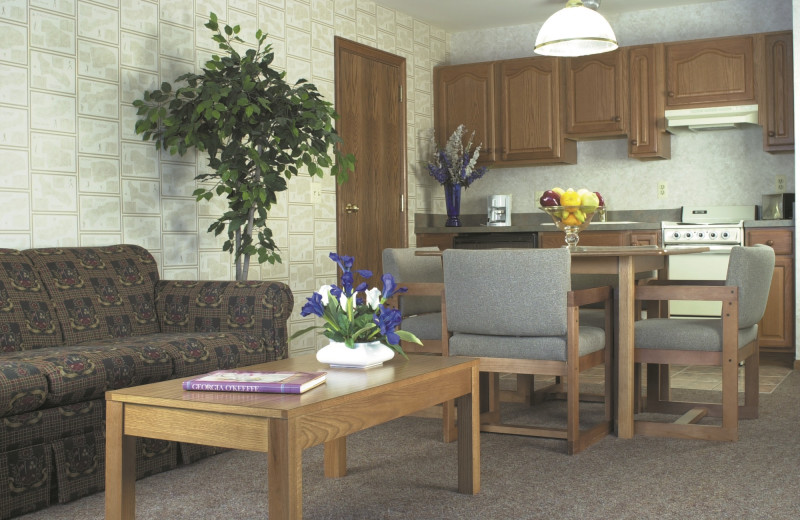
[635,318,758,351]
[443,248,571,337]
[449,326,606,362]
[726,245,775,328]
[382,247,443,316]
[399,312,442,340]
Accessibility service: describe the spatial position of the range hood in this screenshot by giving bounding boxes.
[665,104,759,132]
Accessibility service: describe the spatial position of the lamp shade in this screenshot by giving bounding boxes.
[534,2,618,57]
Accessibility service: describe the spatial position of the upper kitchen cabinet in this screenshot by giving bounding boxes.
[759,31,794,153]
[434,62,497,164]
[665,36,755,108]
[565,50,628,138]
[496,56,576,164]
[627,44,670,160]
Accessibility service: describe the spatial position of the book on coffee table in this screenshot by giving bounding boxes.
[182,370,327,394]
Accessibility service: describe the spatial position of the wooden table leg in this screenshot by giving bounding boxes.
[268,418,302,520]
[617,256,635,439]
[105,400,136,520]
[324,436,347,478]
[456,364,480,495]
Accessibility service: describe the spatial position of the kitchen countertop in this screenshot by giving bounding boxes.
[415,212,795,234]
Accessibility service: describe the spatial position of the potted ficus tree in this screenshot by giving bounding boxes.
[133,13,355,280]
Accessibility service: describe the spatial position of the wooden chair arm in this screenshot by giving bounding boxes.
[635,284,737,303]
[643,279,726,286]
[569,285,613,307]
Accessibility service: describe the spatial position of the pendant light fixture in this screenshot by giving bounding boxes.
[534,0,618,57]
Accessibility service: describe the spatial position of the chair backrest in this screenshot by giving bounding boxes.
[382,247,443,316]
[725,245,775,328]
[442,248,571,337]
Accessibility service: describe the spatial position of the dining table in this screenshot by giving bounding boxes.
[416,244,710,440]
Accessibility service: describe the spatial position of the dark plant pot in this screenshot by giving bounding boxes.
[444,184,462,227]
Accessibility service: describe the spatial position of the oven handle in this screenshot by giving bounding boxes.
[664,244,737,253]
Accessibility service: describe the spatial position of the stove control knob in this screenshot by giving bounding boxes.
[696,231,705,239]
[721,231,730,240]
[709,231,718,239]
[672,231,680,240]
[684,232,693,239]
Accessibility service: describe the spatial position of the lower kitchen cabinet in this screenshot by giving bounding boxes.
[416,233,455,250]
[539,229,660,248]
[745,228,794,352]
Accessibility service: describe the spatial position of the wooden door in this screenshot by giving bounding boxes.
[434,62,496,163]
[763,32,794,152]
[628,44,670,159]
[334,38,407,279]
[665,36,755,108]
[497,57,575,163]
[565,50,627,137]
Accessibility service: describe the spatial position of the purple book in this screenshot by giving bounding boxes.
[182,370,327,394]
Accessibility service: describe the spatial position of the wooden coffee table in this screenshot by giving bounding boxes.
[105,354,480,519]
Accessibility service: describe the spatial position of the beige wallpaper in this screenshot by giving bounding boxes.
[0,0,448,357]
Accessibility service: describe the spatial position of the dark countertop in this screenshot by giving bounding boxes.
[744,219,794,228]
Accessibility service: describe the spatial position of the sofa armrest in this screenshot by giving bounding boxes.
[156,280,294,359]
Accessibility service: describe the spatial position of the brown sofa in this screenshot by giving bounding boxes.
[0,245,293,519]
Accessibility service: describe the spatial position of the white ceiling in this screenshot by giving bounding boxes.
[372,0,724,32]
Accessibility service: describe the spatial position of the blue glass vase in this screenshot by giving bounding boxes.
[444,184,462,227]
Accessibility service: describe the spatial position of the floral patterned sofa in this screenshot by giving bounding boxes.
[0,244,293,519]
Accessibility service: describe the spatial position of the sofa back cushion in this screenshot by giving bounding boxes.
[0,249,64,351]
[23,245,160,345]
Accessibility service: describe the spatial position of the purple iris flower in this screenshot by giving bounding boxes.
[300,292,325,317]
[329,252,354,272]
[341,271,354,295]
[381,273,407,300]
[374,305,403,345]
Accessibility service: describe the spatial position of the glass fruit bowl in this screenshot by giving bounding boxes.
[540,205,598,248]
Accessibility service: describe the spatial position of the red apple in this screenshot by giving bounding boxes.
[594,191,605,207]
[539,190,560,207]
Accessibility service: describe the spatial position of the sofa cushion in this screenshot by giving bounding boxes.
[23,245,160,345]
[0,249,64,352]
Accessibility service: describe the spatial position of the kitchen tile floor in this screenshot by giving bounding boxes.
[505,352,793,395]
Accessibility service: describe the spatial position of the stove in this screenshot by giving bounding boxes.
[661,205,755,317]
[662,205,756,246]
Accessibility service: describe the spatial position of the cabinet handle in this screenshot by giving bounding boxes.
[613,116,621,122]
[766,239,774,247]
[630,139,638,146]
[667,91,674,97]
[768,131,776,137]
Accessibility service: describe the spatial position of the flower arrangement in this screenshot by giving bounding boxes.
[427,124,489,188]
[293,253,422,356]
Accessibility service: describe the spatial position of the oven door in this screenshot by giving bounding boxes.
[665,244,734,317]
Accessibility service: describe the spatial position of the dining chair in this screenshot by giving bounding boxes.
[633,245,775,441]
[441,248,613,455]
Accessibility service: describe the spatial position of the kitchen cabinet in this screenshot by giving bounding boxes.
[434,57,576,167]
[434,62,497,164]
[627,44,670,160]
[745,228,794,352]
[496,57,576,164]
[539,229,661,249]
[760,31,794,153]
[416,232,455,251]
[665,36,756,108]
[565,50,627,138]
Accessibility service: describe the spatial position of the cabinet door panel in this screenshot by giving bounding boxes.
[628,45,670,159]
[566,50,627,136]
[498,57,564,161]
[540,231,628,249]
[764,32,794,152]
[758,255,793,349]
[665,36,755,108]
[434,63,496,163]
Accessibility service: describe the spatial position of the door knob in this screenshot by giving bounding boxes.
[345,203,360,214]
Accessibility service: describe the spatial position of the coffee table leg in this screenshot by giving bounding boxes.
[268,418,302,520]
[105,401,136,520]
[324,436,347,478]
[456,364,480,494]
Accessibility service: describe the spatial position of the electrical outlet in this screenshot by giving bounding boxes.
[776,174,786,193]
[311,183,322,202]
[657,181,667,199]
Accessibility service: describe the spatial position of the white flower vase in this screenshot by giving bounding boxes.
[316,340,395,369]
